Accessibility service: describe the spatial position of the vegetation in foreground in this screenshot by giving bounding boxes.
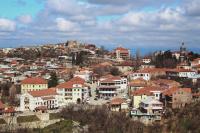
[17,115,40,123]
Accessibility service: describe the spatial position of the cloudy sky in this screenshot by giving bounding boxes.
[0,0,200,53]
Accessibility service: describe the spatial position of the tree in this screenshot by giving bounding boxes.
[9,84,17,104]
[154,50,178,68]
[134,49,141,71]
[110,67,121,76]
[48,72,58,88]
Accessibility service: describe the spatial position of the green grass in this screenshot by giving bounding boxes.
[49,113,61,120]
[17,115,40,123]
[0,119,6,124]
[33,120,73,133]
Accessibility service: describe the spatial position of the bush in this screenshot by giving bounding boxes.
[17,115,39,123]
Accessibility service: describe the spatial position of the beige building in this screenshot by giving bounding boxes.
[21,77,48,94]
[172,88,192,109]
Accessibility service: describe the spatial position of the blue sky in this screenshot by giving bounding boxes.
[0,0,200,54]
[0,0,44,19]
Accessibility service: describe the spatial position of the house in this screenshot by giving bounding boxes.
[21,77,48,94]
[73,68,93,82]
[129,71,150,81]
[163,88,192,108]
[151,79,181,90]
[166,69,196,78]
[110,98,128,112]
[191,58,200,67]
[130,97,163,124]
[177,62,191,70]
[131,86,163,108]
[97,86,117,99]
[20,88,61,112]
[114,47,130,61]
[130,108,162,125]
[128,78,148,95]
[142,57,151,64]
[172,88,192,108]
[140,63,155,69]
[115,61,134,73]
[139,97,163,114]
[56,77,89,104]
[98,75,128,92]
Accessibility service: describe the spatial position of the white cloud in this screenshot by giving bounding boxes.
[46,0,84,15]
[56,18,78,31]
[18,15,32,24]
[0,18,16,31]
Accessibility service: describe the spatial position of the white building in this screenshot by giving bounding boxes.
[73,69,92,82]
[142,58,151,64]
[98,75,128,92]
[129,71,151,81]
[21,77,48,94]
[20,88,61,112]
[140,97,163,114]
[166,69,196,78]
[114,47,130,61]
[56,77,89,104]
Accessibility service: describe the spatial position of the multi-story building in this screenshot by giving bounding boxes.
[131,86,163,108]
[166,69,196,78]
[114,47,130,61]
[73,68,93,82]
[129,71,150,81]
[98,75,128,92]
[56,77,89,104]
[140,97,163,114]
[96,75,127,98]
[21,77,48,94]
[20,88,60,111]
[163,87,192,108]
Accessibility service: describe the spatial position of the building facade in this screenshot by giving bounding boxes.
[21,77,48,94]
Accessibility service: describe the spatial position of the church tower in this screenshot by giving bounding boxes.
[179,42,187,62]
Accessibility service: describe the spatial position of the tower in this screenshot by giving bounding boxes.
[180,42,187,62]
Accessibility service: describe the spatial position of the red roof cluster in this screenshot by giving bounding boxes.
[29,88,57,97]
[132,86,163,96]
[115,47,129,51]
[101,76,121,83]
[163,88,191,96]
[110,98,126,105]
[167,69,195,73]
[21,77,47,84]
[56,76,85,89]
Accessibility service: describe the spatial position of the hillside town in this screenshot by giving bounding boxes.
[0,41,199,132]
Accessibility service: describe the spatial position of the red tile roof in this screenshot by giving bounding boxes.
[110,98,126,105]
[163,88,192,96]
[114,47,129,54]
[103,76,121,82]
[21,77,47,84]
[4,107,15,113]
[167,69,195,73]
[56,76,85,89]
[193,92,200,97]
[128,78,147,87]
[29,88,57,97]
[131,86,163,96]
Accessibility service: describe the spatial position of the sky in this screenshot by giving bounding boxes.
[0,0,200,54]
